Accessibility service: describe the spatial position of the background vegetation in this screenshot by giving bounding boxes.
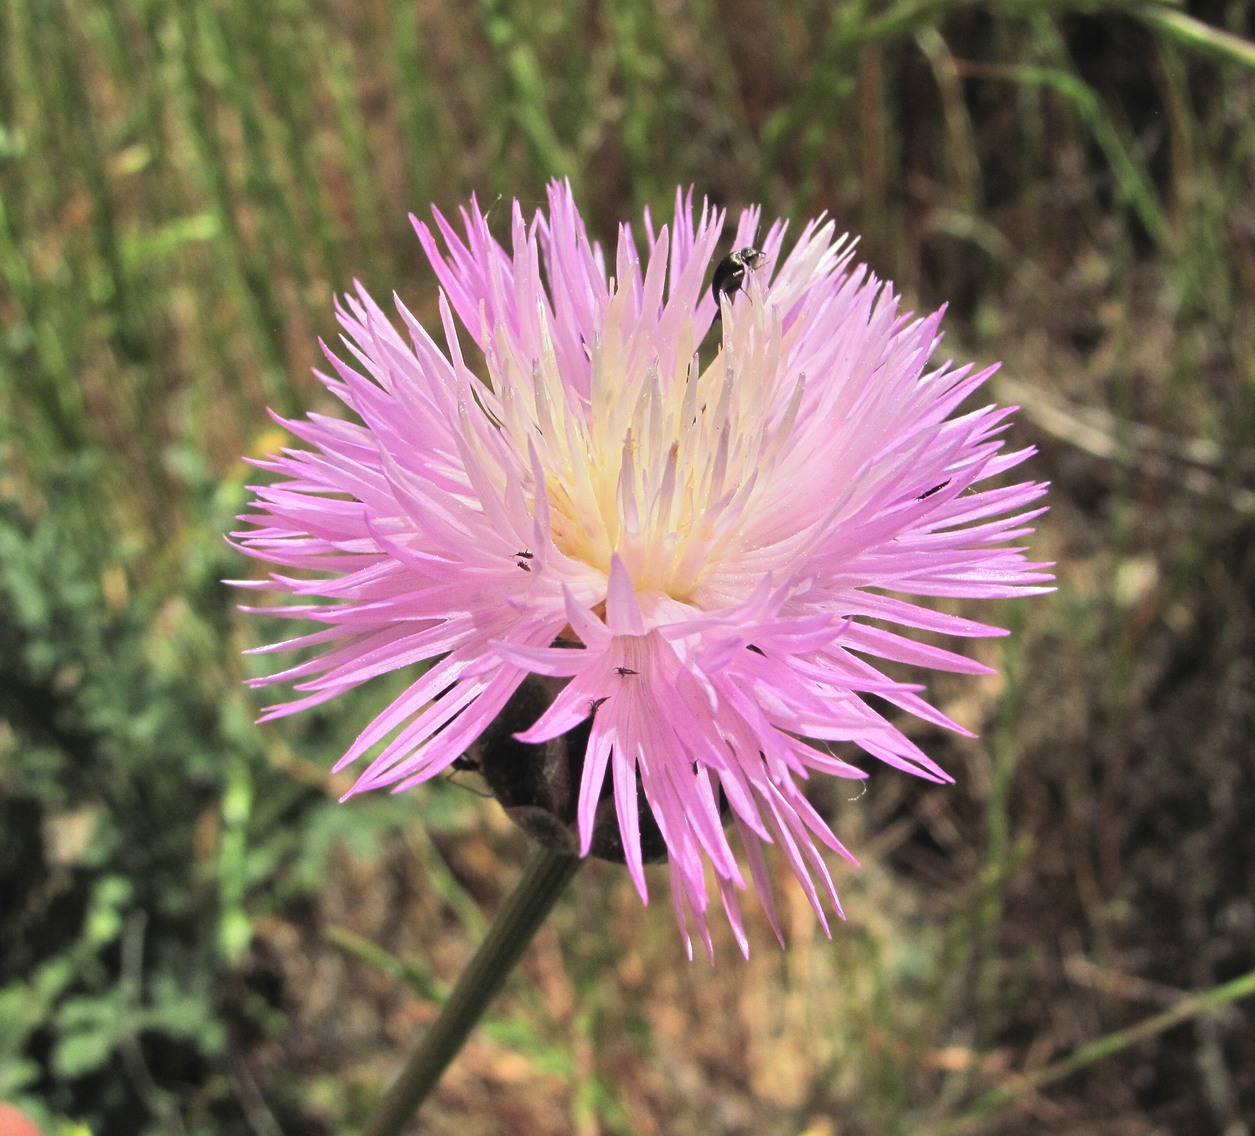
[2,0,1253,1132]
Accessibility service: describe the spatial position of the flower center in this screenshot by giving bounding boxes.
[485,269,798,611]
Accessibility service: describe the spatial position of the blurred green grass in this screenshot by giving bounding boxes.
[2,0,1254,1133]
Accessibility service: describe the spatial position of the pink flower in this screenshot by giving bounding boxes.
[234,181,1050,958]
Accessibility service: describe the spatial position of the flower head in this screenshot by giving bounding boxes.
[235,181,1050,958]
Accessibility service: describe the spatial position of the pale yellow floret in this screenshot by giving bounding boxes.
[492,272,799,607]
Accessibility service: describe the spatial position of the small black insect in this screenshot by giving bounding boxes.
[514,549,534,571]
[614,666,639,676]
[589,696,609,715]
[446,753,494,796]
[711,247,767,308]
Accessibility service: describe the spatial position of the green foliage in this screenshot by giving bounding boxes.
[0,452,476,1131]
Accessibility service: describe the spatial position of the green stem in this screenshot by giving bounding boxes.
[360,845,582,1136]
[938,966,1255,1135]
[1137,5,1255,72]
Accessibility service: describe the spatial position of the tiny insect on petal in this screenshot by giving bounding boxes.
[710,246,768,308]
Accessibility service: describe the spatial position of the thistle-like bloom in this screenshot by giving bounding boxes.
[235,181,1050,958]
